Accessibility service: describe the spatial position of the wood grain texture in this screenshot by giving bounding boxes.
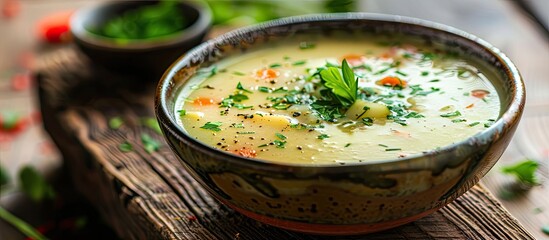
[36,46,534,240]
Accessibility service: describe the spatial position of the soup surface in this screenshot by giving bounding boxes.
[175,35,500,165]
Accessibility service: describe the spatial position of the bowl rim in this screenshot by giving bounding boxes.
[156,13,525,170]
[70,0,212,50]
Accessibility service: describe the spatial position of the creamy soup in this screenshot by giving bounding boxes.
[175,35,500,165]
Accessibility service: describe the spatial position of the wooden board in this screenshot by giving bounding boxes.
[36,46,534,240]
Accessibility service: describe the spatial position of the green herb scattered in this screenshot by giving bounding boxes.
[269,63,282,68]
[273,140,287,148]
[178,110,186,117]
[542,225,549,235]
[141,133,160,154]
[362,117,374,126]
[429,79,440,82]
[141,117,162,135]
[299,41,316,49]
[233,71,246,76]
[317,134,330,140]
[108,117,124,129]
[292,60,307,66]
[258,86,270,93]
[344,143,351,147]
[451,119,467,123]
[119,141,133,152]
[275,133,287,140]
[19,166,55,202]
[440,111,462,118]
[378,144,388,148]
[385,148,402,151]
[236,82,253,93]
[421,71,429,76]
[501,159,539,185]
[468,121,480,127]
[200,121,223,132]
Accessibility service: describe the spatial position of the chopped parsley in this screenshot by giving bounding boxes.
[440,111,462,118]
[141,133,160,154]
[119,141,133,152]
[501,159,539,185]
[292,60,307,66]
[299,41,316,49]
[273,140,287,148]
[200,122,222,132]
[275,133,287,140]
[178,110,186,117]
[269,63,282,68]
[468,121,480,127]
[344,143,351,147]
[236,82,253,93]
[109,117,124,129]
[451,119,467,123]
[258,86,270,93]
[317,134,330,140]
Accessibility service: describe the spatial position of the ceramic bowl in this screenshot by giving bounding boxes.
[155,13,525,235]
[70,0,211,79]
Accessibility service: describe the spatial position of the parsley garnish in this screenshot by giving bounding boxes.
[319,59,358,106]
[258,86,270,93]
[119,141,133,152]
[178,110,186,117]
[501,159,539,185]
[344,143,351,147]
[468,121,480,127]
[269,63,282,68]
[451,119,467,123]
[109,117,123,129]
[236,82,253,93]
[141,133,160,154]
[299,41,316,49]
[275,133,287,140]
[317,134,330,140]
[273,140,287,148]
[440,111,461,118]
[292,60,306,66]
[200,122,222,132]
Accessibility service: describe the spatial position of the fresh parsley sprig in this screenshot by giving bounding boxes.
[319,59,358,106]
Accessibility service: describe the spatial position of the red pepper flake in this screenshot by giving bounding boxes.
[466,103,475,109]
[187,215,197,222]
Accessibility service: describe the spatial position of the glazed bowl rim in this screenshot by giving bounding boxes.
[156,12,525,170]
[70,0,212,51]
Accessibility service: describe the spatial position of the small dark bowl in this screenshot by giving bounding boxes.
[155,13,525,235]
[70,0,211,79]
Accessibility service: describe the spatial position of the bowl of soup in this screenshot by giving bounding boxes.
[155,13,524,235]
[71,0,211,79]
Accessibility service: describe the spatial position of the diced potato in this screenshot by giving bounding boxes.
[182,111,204,122]
[346,100,390,120]
[246,112,296,128]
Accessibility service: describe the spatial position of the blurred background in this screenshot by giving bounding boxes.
[1,0,548,239]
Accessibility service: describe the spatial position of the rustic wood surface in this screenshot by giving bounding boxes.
[36,43,534,239]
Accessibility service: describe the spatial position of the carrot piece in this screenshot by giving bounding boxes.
[237,148,257,158]
[193,97,215,106]
[466,103,475,109]
[471,89,490,99]
[255,68,279,80]
[376,76,407,88]
[341,54,363,65]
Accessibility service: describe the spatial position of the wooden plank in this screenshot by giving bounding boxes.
[36,46,534,240]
